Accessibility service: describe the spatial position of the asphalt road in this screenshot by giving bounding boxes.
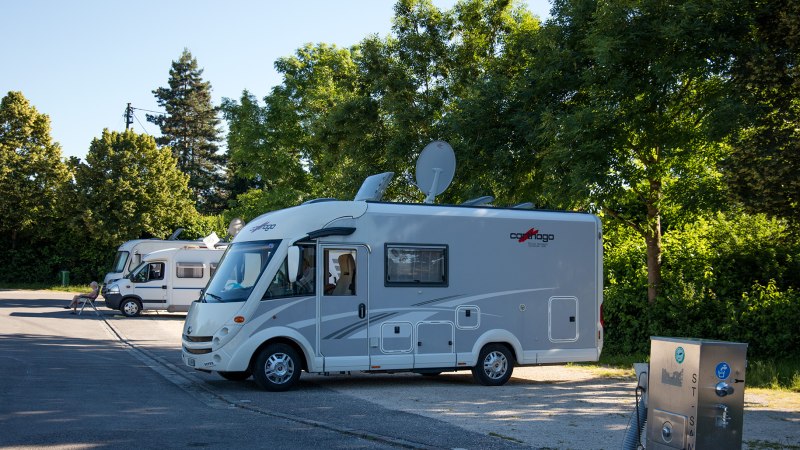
[1,290,797,449]
[0,291,525,449]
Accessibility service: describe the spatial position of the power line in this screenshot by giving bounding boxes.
[131,106,165,115]
[132,112,152,135]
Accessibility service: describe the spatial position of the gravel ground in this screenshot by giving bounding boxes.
[303,361,800,449]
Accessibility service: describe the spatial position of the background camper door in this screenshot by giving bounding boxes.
[131,261,167,306]
[319,245,369,371]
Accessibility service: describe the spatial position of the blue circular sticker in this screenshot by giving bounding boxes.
[675,347,685,364]
[716,362,731,380]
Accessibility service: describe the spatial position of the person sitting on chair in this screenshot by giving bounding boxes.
[64,281,99,314]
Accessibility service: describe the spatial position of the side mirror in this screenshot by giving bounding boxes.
[287,246,300,283]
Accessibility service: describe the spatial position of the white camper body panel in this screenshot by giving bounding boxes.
[103,239,202,287]
[104,247,224,315]
[182,200,603,385]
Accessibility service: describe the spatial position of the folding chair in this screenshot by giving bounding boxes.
[78,292,101,316]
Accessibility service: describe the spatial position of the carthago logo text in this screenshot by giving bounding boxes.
[510,227,555,246]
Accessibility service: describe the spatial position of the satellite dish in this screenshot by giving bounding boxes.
[355,172,394,202]
[416,140,455,203]
[227,218,245,238]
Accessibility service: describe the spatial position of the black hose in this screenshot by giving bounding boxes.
[622,371,648,450]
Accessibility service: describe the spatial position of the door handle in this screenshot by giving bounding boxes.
[162,285,167,289]
[358,303,366,319]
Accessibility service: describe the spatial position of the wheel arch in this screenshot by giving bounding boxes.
[248,337,309,373]
[121,294,143,304]
[470,329,522,366]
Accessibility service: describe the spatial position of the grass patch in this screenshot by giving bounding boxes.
[577,353,799,391]
[0,282,91,292]
[568,353,647,378]
[746,359,800,392]
[744,439,800,449]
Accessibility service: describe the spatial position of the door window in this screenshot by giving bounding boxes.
[324,249,357,296]
[131,262,165,283]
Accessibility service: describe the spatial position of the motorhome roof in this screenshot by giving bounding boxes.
[236,199,597,245]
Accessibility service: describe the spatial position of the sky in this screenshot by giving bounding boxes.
[2,0,552,161]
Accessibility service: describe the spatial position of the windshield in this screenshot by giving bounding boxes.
[112,251,129,273]
[203,240,280,303]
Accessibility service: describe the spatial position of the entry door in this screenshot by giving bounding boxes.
[132,261,167,306]
[319,245,369,371]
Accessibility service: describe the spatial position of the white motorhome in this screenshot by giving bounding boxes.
[181,176,604,390]
[103,238,203,290]
[104,247,224,317]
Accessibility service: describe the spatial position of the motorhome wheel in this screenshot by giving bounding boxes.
[472,344,514,386]
[120,298,141,317]
[253,343,301,391]
[218,370,252,381]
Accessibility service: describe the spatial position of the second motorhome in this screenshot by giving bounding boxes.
[104,247,224,317]
[181,182,604,390]
[103,238,204,290]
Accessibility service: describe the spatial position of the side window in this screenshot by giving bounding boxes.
[385,244,447,286]
[295,245,316,295]
[263,245,317,299]
[176,262,203,278]
[210,263,218,277]
[148,262,165,281]
[324,249,357,296]
[133,262,164,282]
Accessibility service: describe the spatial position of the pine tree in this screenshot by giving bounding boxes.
[147,48,226,214]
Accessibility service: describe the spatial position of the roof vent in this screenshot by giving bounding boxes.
[355,172,394,202]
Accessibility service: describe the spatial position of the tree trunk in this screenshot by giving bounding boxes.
[645,179,663,304]
[645,222,662,304]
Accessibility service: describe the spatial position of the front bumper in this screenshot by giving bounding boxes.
[182,346,224,371]
[104,293,122,309]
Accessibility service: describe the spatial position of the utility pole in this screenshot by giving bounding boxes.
[124,103,133,130]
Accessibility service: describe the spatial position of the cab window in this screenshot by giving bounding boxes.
[131,262,165,283]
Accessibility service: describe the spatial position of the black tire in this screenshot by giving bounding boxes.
[253,343,302,391]
[472,343,514,386]
[218,370,252,381]
[120,298,142,317]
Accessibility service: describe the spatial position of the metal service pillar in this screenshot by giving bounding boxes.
[647,337,748,450]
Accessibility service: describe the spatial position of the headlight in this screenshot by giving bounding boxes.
[107,284,120,294]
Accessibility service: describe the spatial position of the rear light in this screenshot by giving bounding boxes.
[599,303,605,329]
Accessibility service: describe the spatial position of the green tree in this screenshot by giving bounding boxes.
[444,0,542,203]
[0,91,70,248]
[0,91,71,281]
[148,48,225,214]
[71,129,198,278]
[529,0,748,302]
[725,0,800,225]
[222,90,307,214]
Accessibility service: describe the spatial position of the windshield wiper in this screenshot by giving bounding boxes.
[204,292,222,302]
